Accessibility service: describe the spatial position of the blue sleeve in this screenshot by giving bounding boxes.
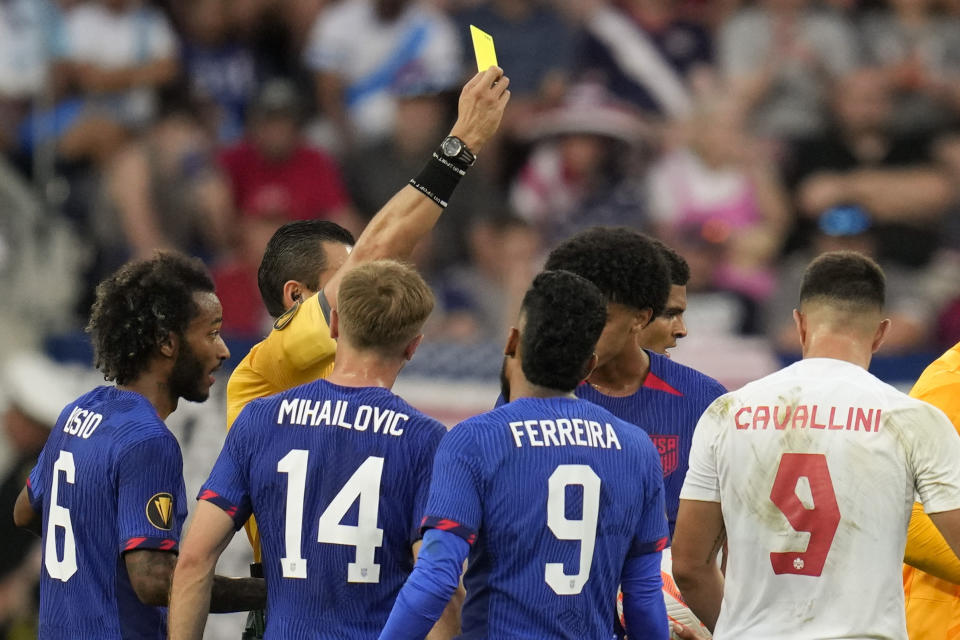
[27,445,49,511]
[379,528,469,640]
[630,437,669,555]
[197,408,255,530]
[621,552,668,640]
[419,425,484,545]
[409,424,445,546]
[117,433,187,553]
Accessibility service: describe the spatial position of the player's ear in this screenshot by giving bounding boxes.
[793,309,806,349]
[403,334,424,361]
[329,309,340,340]
[504,327,520,357]
[158,331,177,359]
[282,280,305,311]
[581,352,599,381]
[634,308,654,331]
[872,318,891,354]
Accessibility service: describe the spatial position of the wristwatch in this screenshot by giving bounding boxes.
[440,136,476,167]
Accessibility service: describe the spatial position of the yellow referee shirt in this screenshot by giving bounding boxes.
[225,293,337,561]
[903,342,960,639]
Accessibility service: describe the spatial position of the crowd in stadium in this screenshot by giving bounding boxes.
[1,0,959,353]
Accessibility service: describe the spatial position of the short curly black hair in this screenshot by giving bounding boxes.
[651,239,690,286]
[545,227,671,318]
[86,252,216,385]
[520,270,607,392]
[258,220,356,318]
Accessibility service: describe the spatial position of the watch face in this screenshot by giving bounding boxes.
[442,137,463,157]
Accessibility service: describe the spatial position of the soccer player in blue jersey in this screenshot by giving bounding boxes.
[544,229,727,539]
[639,240,690,356]
[168,260,457,639]
[12,252,265,639]
[380,270,670,640]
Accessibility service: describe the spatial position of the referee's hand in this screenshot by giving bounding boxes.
[448,66,511,154]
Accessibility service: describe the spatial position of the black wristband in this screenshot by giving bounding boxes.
[409,151,469,208]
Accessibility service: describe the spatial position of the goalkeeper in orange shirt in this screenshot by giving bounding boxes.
[902,341,960,638]
[227,67,510,638]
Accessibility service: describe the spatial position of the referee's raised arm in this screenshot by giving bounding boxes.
[322,66,510,310]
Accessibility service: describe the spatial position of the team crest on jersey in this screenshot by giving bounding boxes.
[650,435,679,477]
[146,492,174,530]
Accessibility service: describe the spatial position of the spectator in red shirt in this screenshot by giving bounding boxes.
[215,78,359,337]
[219,78,358,229]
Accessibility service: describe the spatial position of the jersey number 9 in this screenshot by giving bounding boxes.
[545,464,602,595]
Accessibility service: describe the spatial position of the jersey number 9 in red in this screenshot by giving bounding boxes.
[769,453,841,577]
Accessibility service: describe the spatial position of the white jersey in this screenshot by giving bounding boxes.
[681,358,960,640]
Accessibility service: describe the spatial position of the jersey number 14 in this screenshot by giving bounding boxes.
[278,450,384,583]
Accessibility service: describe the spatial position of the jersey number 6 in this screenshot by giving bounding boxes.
[278,450,385,583]
[769,452,841,577]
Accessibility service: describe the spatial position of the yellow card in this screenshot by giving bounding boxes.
[470,25,498,73]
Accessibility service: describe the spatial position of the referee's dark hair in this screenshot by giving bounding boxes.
[87,251,214,385]
[519,270,607,392]
[545,226,671,318]
[258,220,356,318]
[652,239,690,287]
[800,250,886,311]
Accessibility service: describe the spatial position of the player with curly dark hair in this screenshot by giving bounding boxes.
[14,252,265,639]
[87,251,224,396]
[638,240,692,355]
[539,228,726,542]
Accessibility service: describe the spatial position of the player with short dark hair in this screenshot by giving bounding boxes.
[639,240,690,355]
[673,250,960,638]
[379,270,670,640]
[12,252,265,639]
[257,220,356,319]
[168,261,452,639]
[534,227,726,539]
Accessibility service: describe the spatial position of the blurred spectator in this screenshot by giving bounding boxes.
[765,205,951,353]
[219,78,356,227]
[510,83,649,248]
[647,98,789,302]
[786,68,954,267]
[305,0,461,148]
[432,215,540,342]
[577,0,713,118]
[859,0,960,135]
[51,0,179,164]
[100,96,233,263]
[719,0,858,140]
[453,0,574,102]
[179,0,259,142]
[343,78,504,272]
[216,78,357,336]
[0,0,56,155]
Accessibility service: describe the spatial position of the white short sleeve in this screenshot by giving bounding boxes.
[679,400,724,503]
[906,402,960,515]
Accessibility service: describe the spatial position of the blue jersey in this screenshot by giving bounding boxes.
[27,387,187,640]
[201,379,446,639]
[422,396,668,640]
[575,351,726,538]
